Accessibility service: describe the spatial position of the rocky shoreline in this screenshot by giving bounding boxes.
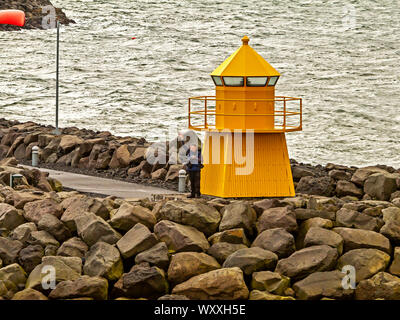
[1,119,400,300]
[0,0,74,31]
[1,118,399,200]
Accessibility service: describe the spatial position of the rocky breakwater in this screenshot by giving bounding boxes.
[2,118,400,198]
[0,0,74,31]
[1,158,400,299]
[0,119,188,191]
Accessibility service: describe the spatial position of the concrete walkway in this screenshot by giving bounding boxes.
[21,165,176,199]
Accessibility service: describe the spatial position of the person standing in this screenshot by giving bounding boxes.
[185,144,203,198]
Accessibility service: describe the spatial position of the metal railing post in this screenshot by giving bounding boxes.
[204,97,208,129]
[188,98,191,129]
[283,98,286,130]
[300,98,303,130]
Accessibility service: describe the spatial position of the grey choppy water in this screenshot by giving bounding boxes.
[1,0,399,167]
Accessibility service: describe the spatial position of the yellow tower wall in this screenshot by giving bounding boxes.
[215,85,275,131]
[200,131,295,197]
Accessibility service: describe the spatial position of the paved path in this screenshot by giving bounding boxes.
[22,165,176,199]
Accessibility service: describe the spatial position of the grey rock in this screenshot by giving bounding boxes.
[336,249,390,282]
[135,242,170,270]
[252,228,295,258]
[116,223,158,259]
[223,247,278,276]
[275,245,338,281]
[84,242,123,281]
[154,220,209,253]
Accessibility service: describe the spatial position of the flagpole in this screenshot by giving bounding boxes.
[53,20,61,135]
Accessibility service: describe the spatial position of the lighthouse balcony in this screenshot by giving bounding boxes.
[188,96,302,133]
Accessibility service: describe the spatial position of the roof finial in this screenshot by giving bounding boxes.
[242,36,249,45]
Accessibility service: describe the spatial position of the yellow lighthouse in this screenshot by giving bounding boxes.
[188,36,302,197]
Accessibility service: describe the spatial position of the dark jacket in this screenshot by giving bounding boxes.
[185,149,203,172]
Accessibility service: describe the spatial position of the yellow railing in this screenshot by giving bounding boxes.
[188,96,302,133]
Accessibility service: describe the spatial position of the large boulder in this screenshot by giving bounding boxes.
[109,202,156,231]
[207,242,248,264]
[251,271,290,295]
[304,227,344,254]
[167,252,220,285]
[49,276,108,300]
[13,191,46,210]
[11,288,48,300]
[0,263,27,291]
[219,202,257,236]
[0,203,25,230]
[380,221,400,243]
[9,222,37,244]
[151,168,167,180]
[154,220,209,253]
[37,214,71,243]
[336,249,390,282]
[26,256,82,291]
[58,135,83,154]
[18,245,44,274]
[208,228,250,246]
[222,247,278,276]
[351,167,388,186]
[115,263,168,299]
[389,247,400,276]
[293,271,354,300]
[131,147,147,164]
[295,208,335,221]
[296,217,334,249]
[23,199,63,224]
[135,242,170,270]
[382,207,400,222]
[61,196,109,231]
[56,237,88,258]
[275,245,338,281]
[364,173,398,201]
[252,228,295,258]
[27,230,60,248]
[78,138,105,158]
[335,208,381,231]
[380,207,400,243]
[329,169,352,181]
[355,272,400,300]
[257,207,297,234]
[333,227,391,254]
[335,180,363,198]
[84,242,123,281]
[116,223,158,259]
[296,176,335,197]
[171,267,249,300]
[109,145,132,168]
[156,200,221,236]
[252,199,284,217]
[75,212,121,247]
[0,238,23,266]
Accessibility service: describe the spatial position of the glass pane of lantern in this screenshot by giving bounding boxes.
[212,76,223,86]
[223,76,244,87]
[267,76,279,86]
[247,77,268,87]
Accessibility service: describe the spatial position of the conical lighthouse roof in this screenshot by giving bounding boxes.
[211,36,280,77]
